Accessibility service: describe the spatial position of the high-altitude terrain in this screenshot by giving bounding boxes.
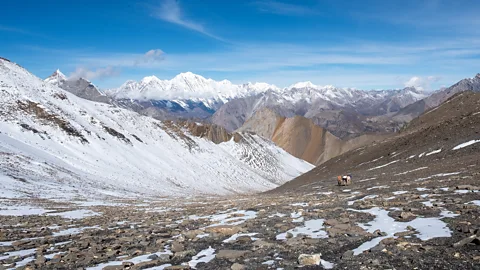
[0,58,479,270]
[0,59,313,198]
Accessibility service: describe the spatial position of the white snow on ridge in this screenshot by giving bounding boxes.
[426,149,442,156]
[453,139,480,150]
[0,59,312,199]
[367,160,399,171]
[394,167,428,176]
[109,72,279,103]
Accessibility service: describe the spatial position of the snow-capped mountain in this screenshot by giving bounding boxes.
[109,72,279,105]
[0,59,313,199]
[104,72,279,121]
[106,72,426,124]
[212,84,427,137]
[44,69,67,85]
[44,70,110,104]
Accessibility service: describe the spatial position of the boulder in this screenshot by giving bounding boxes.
[298,253,321,265]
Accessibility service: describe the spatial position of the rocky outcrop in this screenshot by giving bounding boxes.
[238,108,389,165]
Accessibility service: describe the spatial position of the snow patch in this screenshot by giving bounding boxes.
[453,139,480,150]
[276,219,327,240]
[367,160,399,171]
[188,246,215,269]
[350,207,454,255]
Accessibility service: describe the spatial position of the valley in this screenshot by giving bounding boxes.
[1,58,479,270]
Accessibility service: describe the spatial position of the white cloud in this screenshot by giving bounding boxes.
[135,49,165,65]
[69,66,119,80]
[253,1,319,16]
[153,0,224,41]
[404,76,440,91]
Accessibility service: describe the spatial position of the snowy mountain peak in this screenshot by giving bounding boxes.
[141,75,162,85]
[289,81,317,89]
[45,69,67,85]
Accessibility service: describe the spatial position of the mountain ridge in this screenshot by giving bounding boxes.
[1,58,313,199]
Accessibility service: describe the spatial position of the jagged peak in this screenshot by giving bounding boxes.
[289,81,317,89]
[141,75,162,84]
[50,69,66,79]
[173,71,209,82]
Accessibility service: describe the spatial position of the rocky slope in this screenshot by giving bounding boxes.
[238,108,389,165]
[390,73,480,122]
[275,90,480,192]
[45,70,111,104]
[0,58,313,199]
[212,85,426,139]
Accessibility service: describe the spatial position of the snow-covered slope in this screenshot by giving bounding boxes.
[0,59,313,199]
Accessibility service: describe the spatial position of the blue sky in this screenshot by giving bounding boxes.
[2,0,480,90]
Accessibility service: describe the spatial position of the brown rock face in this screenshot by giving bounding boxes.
[184,122,232,144]
[238,108,389,165]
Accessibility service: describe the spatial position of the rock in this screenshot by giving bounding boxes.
[173,250,196,260]
[285,232,293,239]
[370,243,385,252]
[205,225,242,236]
[158,253,171,261]
[339,217,350,223]
[132,260,167,270]
[400,212,416,219]
[324,219,339,226]
[216,250,251,260]
[35,255,46,265]
[231,263,246,270]
[165,266,191,270]
[252,240,274,249]
[394,231,415,237]
[453,235,477,248]
[147,254,159,260]
[103,266,124,270]
[236,236,252,243]
[456,185,479,190]
[298,253,321,265]
[380,237,396,245]
[342,250,354,260]
[123,262,135,267]
[171,242,185,253]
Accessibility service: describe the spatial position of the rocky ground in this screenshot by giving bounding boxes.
[1,167,479,270]
[1,92,479,269]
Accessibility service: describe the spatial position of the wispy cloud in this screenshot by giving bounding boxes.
[51,38,480,89]
[69,66,120,80]
[253,0,319,16]
[153,0,225,41]
[0,25,51,39]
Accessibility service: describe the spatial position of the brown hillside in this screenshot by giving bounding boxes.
[238,108,389,165]
[272,91,480,193]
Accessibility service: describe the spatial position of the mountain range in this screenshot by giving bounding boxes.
[45,70,428,136]
[42,68,480,167]
[0,58,313,199]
